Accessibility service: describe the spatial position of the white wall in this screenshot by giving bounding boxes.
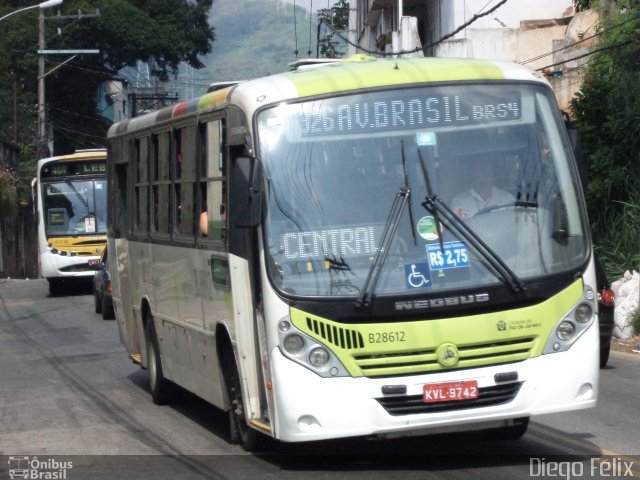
[435,24,568,69]
[440,0,575,34]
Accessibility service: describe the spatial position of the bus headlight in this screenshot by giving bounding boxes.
[574,303,593,323]
[276,315,349,377]
[278,320,291,332]
[309,347,330,367]
[556,321,576,341]
[543,286,596,355]
[284,334,304,354]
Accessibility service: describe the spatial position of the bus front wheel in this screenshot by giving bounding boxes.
[94,289,102,314]
[482,417,529,440]
[49,279,64,296]
[145,318,174,405]
[221,343,261,452]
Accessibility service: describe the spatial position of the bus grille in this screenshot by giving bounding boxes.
[306,317,364,350]
[376,382,523,415]
[353,337,535,377]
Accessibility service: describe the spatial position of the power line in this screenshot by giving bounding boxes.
[535,40,633,72]
[308,0,314,56]
[320,0,509,57]
[520,12,640,65]
[422,0,509,52]
[293,0,299,57]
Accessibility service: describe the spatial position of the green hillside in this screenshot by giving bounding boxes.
[201,0,318,82]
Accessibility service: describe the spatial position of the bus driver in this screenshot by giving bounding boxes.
[451,161,514,218]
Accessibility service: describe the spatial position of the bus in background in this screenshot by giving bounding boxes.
[32,149,108,295]
[107,55,598,450]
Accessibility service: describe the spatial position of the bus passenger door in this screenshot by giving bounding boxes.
[194,119,232,408]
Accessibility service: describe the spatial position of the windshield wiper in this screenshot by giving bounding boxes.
[417,149,525,293]
[400,141,418,246]
[64,178,89,211]
[355,186,410,310]
[325,255,351,271]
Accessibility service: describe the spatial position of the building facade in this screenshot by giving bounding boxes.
[348,0,599,111]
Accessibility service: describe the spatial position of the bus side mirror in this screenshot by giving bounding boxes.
[31,177,38,217]
[232,156,263,228]
[552,194,569,245]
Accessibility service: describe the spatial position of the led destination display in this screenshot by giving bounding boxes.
[280,226,377,260]
[296,90,522,137]
[41,161,106,179]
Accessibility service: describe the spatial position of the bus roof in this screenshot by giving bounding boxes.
[108,55,548,138]
[207,81,245,93]
[38,149,107,164]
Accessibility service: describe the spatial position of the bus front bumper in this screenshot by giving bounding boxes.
[269,323,598,443]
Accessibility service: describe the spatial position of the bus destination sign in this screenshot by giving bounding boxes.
[42,160,106,178]
[294,90,521,137]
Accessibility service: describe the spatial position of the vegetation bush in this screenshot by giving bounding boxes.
[630,307,640,336]
[0,163,18,215]
[570,0,640,279]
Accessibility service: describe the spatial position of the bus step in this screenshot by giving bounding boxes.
[249,418,272,434]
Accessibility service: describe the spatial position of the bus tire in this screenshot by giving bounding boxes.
[145,318,174,405]
[599,342,611,369]
[221,343,261,452]
[482,417,529,440]
[94,289,102,314]
[102,296,115,320]
[49,279,64,296]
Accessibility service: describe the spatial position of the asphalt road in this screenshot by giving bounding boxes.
[0,278,638,480]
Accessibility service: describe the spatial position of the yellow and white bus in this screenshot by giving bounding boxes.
[32,149,107,295]
[107,55,598,450]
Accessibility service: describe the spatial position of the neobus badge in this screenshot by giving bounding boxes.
[395,293,490,311]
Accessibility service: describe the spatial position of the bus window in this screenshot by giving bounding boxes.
[134,137,149,234]
[173,126,197,237]
[203,120,226,241]
[150,132,171,235]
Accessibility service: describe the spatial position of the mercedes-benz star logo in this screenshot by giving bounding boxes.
[436,342,460,367]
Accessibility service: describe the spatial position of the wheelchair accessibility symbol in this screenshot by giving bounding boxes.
[404,263,432,289]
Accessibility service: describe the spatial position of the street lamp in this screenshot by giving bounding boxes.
[0,0,63,23]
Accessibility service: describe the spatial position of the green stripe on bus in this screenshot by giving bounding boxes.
[290,278,583,377]
[282,56,505,98]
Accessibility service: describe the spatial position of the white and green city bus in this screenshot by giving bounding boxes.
[32,149,108,295]
[106,55,598,450]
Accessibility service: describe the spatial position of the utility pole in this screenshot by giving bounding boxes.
[37,9,47,158]
[37,8,100,158]
[12,71,18,145]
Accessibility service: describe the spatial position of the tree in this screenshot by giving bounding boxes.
[573,0,592,11]
[317,0,349,58]
[0,0,215,155]
[569,0,640,275]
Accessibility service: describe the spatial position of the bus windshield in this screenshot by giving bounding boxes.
[258,83,588,298]
[43,178,107,236]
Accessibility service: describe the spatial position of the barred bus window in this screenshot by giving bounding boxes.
[174,129,182,180]
[178,182,194,236]
[134,137,149,233]
[173,126,197,237]
[150,132,171,235]
[158,132,171,234]
[205,120,226,242]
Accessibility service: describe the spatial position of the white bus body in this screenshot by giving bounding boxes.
[107,56,598,449]
[33,149,107,295]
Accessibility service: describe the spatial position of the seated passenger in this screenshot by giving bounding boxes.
[199,210,208,236]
